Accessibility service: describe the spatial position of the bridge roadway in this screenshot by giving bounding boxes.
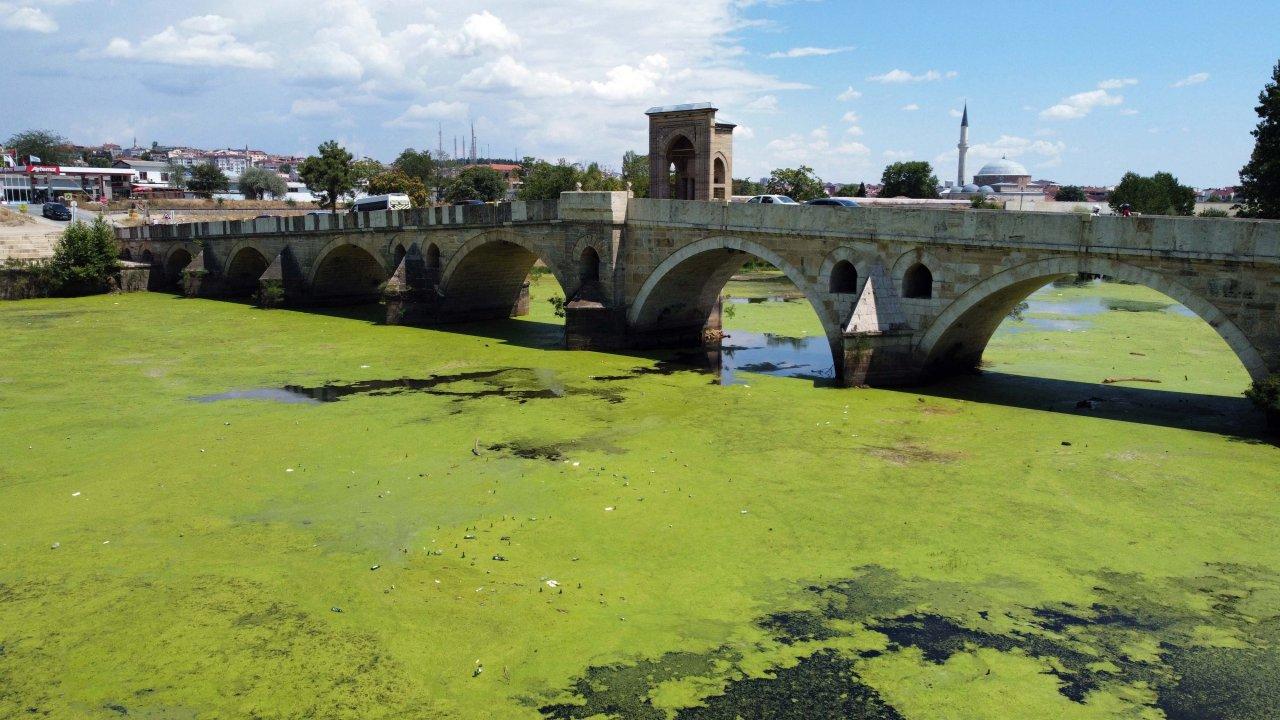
[115,192,1280,386]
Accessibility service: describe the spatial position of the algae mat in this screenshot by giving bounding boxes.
[0,283,1276,719]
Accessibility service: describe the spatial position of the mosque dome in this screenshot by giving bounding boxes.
[961,183,980,193]
[979,185,995,194]
[974,157,1029,178]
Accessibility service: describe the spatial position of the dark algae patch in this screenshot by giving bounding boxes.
[539,564,1280,719]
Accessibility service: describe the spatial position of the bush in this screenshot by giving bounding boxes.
[1198,208,1230,218]
[254,280,285,309]
[1246,373,1280,412]
[47,218,119,294]
[547,295,566,318]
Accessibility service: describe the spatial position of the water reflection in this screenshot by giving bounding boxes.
[710,330,835,386]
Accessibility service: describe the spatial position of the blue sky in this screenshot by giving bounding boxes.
[2,0,1276,187]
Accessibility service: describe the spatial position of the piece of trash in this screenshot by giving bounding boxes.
[473,664,484,677]
[330,606,343,613]
[102,540,110,544]
[1061,441,1072,447]
[286,468,294,473]
[740,509,748,514]
[571,461,580,467]
[604,506,614,512]
[71,492,81,497]
[50,542,60,550]
[545,579,560,588]
[370,564,380,571]
[464,534,476,540]
[360,365,371,369]
[492,554,507,561]
[1102,376,1161,385]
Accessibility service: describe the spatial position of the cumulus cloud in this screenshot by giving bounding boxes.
[290,98,344,118]
[766,45,853,59]
[1172,72,1209,88]
[105,15,274,69]
[1097,77,1138,90]
[837,86,861,101]
[936,134,1066,173]
[386,101,470,127]
[901,103,919,111]
[867,69,952,83]
[0,3,57,32]
[766,126,869,171]
[1039,89,1124,120]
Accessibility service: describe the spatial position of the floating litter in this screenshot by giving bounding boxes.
[545,579,559,588]
[71,492,81,497]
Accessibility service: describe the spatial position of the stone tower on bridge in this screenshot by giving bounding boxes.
[646,103,735,201]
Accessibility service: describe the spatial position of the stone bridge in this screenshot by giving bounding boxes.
[115,192,1280,387]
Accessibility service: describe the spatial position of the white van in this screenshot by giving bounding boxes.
[350,193,411,213]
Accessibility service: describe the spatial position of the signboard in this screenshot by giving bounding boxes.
[25,165,61,174]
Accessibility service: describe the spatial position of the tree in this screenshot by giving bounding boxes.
[6,129,73,164]
[238,166,287,200]
[367,169,429,207]
[164,161,188,190]
[351,158,385,187]
[854,182,867,197]
[48,217,119,292]
[393,148,436,189]
[1055,185,1087,202]
[1108,171,1195,215]
[763,165,825,201]
[579,162,623,191]
[278,163,293,177]
[188,162,230,196]
[444,165,506,202]
[1237,59,1280,219]
[622,151,649,197]
[732,178,765,196]
[518,158,579,200]
[299,140,356,213]
[880,161,939,199]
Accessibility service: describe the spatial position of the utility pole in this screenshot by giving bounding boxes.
[438,123,443,158]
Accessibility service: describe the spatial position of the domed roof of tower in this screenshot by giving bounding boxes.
[975,156,1029,178]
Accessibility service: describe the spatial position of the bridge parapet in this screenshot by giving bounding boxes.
[113,199,560,243]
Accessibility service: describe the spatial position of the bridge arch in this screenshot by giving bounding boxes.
[439,228,571,322]
[628,235,842,347]
[163,246,195,288]
[919,255,1269,382]
[308,239,389,303]
[224,242,271,296]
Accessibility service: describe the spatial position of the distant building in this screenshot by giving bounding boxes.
[112,158,181,196]
[944,107,1044,207]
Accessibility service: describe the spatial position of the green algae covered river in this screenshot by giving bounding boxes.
[1,274,1277,719]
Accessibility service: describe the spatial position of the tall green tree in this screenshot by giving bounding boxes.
[6,129,73,164]
[518,158,579,201]
[238,167,287,200]
[1109,171,1195,215]
[763,165,825,201]
[1054,185,1087,202]
[164,161,188,190]
[48,217,119,292]
[880,161,939,199]
[393,148,436,189]
[188,162,230,196]
[444,166,506,202]
[579,162,623,191]
[351,158,386,186]
[732,178,765,196]
[854,182,868,198]
[299,141,356,213]
[368,169,429,207]
[622,151,649,197]
[1237,59,1280,219]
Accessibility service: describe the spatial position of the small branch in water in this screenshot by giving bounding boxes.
[1102,377,1162,385]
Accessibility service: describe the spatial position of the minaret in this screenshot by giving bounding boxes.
[957,103,969,187]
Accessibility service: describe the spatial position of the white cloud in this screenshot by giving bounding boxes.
[882,149,915,160]
[386,101,470,127]
[901,103,919,111]
[0,3,56,32]
[936,134,1066,174]
[766,126,870,170]
[745,95,779,112]
[290,98,344,118]
[1039,89,1124,120]
[734,125,755,140]
[1172,72,1209,88]
[837,86,861,101]
[841,111,860,124]
[1098,77,1137,90]
[867,68,948,83]
[1119,108,1139,116]
[949,108,962,118]
[766,45,853,59]
[104,15,274,69]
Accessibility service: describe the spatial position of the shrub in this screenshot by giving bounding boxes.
[47,217,119,293]
[548,295,566,318]
[1246,373,1280,412]
[1198,208,1230,218]
[254,280,285,309]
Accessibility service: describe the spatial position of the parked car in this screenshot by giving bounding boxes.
[452,199,487,206]
[806,197,861,208]
[745,195,798,205]
[42,202,72,221]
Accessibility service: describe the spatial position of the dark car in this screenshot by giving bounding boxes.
[805,197,860,208]
[452,199,487,206]
[42,202,72,221]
